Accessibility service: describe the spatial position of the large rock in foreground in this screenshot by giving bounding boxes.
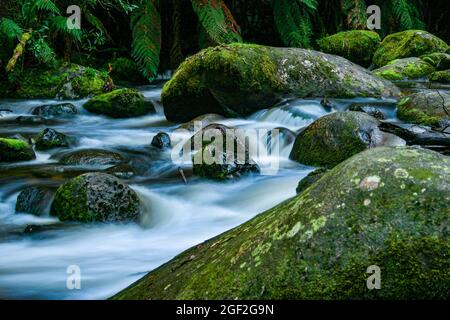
[162,44,400,122]
[289,112,405,167]
[317,30,381,67]
[51,172,141,222]
[373,30,448,67]
[113,147,450,299]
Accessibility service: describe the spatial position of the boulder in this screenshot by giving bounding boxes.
[58,149,125,167]
[15,186,53,216]
[317,30,381,67]
[83,88,154,118]
[51,172,141,222]
[372,57,435,80]
[112,147,450,299]
[429,70,450,83]
[348,104,385,120]
[420,53,450,70]
[151,132,171,149]
[397,91,450,128]
[0,138,36,162]
[373,30,448,67]
[162,43,400,122]
[296,168,327,194]
[289,111,405,167]
[179,114,225,132]
[31,103,77,118]
[34,128,70,151]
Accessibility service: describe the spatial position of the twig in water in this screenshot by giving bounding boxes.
[178,167,188,184]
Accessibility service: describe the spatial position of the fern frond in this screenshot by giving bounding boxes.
[51,16,83,42]
[297,0,318,11]
[342,0,367,29]
[192,0,242,44]
[32,0,61,15]
[392,0,413,30]
[29,36,56,66]
[84,9,112,41]
[131,0,161,80]
[0,18,23,40]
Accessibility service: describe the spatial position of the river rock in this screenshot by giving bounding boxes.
[373,30,448,67]
[162,43,400,122]
[348,103,386,120]
[289,111,405,167]
[317,30,381,67]
[151,132,171,149]
[429,70,450,83]
[372,57,435,80]
[179,114,225,132]
[112,147,450,299]
[58,149,125,167]
[83,88,154,118]
[51,172,141,222]
[397,91,450,128]
[15,186,53,216]
[35,128,70,151]
[296,168,327,194]
[31,103,78,118]
[421,52,450,70]
[0,138,36,162]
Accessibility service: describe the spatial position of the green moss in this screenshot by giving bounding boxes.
[112,147,450,300]
[0,138,36,162]
[420,53,450,70]
[317,30,381,67]
[109,57,148,85]
[429,70,450,83]
[373,57,435,80]
[83,88,152,118]
[373,30,448,67]
[397,92,449,127]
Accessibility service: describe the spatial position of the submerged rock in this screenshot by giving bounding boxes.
[373,30,448,67]
[348,103,385,120]
[112,147,450,299]
[51,172,141,222]
[151,132,171,149]
[162,43,400,122]
[35,128,70,151]
[397,91,450,128]
[15,186,53,216]
[58,149,125,167]
[31,103,77,118]
[0,138,36,162]
[83,88,154,118]
[372,57,435,80]
[317,30,381,67]
[289,111,405,167]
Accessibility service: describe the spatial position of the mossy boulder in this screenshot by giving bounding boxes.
[289,111,405,168]
[162,43,400,122]
[58,149,125,167]
[373,30,448,67]
[420,53,450,70]
[0,138,36,162]
[317,30,381,67]
[16,186,53,216]
[296,168,327,194]
[113,147,450,300]
[83,88,154,118]
[4,63,111,99]
[372,57,435,80]
[397,91,450,128]
[31,103,78,119]
[109,57,148,84]
[429,70,450,83]
[35,128,70,151]
[51,172,141,222]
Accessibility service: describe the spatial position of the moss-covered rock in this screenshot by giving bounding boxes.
[373,30,448,67]
[35,128,70,151]
[0,138,36,162]
[3,63,111,99]
[296,168,327,194]
[15,186,53,216]
[113,147,450,300]
[420,53,450,70]
[83,88,154,118]
[109,57,148,85]
[162,43,400,122]
[31,103,78,118]
[317,30,381,67]
[289,111,405,168]
[51,172,141,222]
[397,91,450,127]
[372,57,435,80]
[429,70,450,83]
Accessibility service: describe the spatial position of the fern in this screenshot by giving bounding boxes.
[192,0,242,44]
[31,0,61,15]
[392,0,413,29]
[0,18,23,40]
[51,16,83,42]
[84,9,112,41]
[29,36,56,66]
[131,0,161,80]
[342,0,367,29]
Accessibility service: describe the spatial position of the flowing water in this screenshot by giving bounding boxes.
[0,84,398,299]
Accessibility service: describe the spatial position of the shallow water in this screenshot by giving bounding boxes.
[0,85,399,299]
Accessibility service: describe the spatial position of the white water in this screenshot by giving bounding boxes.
[0,85,397,299]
